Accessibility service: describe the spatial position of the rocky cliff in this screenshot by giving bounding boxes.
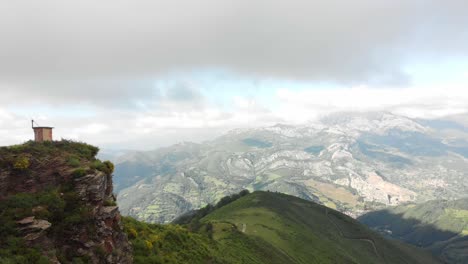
[0,140,132,263]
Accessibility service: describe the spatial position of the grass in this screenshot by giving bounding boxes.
[446,209,468,219]
[0,140,115,184]
[203,192,354,263]
[202,191,440,264]
[123,216,290,264]
[0,140,441,264]
[130,191,440,264]
[66,155,81,167]
[123,217,220,264]
[0,140,99,161]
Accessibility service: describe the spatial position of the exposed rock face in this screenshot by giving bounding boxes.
[0,141,132,263]
[17,216,52,241]
[68,171,132,263]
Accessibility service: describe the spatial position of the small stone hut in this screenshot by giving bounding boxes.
[32,120,53,142]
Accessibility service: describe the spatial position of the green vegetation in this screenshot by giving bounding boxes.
[125,191,440,264]
[0,140,114,181]
[0,187,94,264]
[0,140,98,161]
[173,189,250,229]
[102,160,114,174]
[66,155,81,168]
[203,191,439,264]
[0,140,117,263]
[123,217,222,264]
[90,160,115,175]
[71,168,87,178]
[114,116,468,228]
[13,155,30,170]
[359,198,468,263]
[103,199,117,206]
[0,140,444,263]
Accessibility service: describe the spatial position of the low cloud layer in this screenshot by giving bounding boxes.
[275,86,468,123]
[2,84,468,149]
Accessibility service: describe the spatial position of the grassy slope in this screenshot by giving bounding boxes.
[359,198,468,263]
[125,191,440,264]
[202,191,440,264]
[123,216,292,264]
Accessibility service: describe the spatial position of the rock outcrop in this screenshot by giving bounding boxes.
[0,141,132,263]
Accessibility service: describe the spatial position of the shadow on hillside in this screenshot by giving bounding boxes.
[358,210,459,246]
[358,209,467,263]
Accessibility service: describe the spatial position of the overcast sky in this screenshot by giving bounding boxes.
[1,0,468,149]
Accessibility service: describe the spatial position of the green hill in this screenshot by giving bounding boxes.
[125,191,441,264]
[359,198,468,264]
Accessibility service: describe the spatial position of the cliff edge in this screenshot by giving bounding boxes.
[0,140,132,263]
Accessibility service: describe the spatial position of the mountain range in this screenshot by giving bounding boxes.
[113,112,468,223]
[0,140,443,263]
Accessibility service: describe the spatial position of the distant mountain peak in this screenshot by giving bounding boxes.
[114,112,468,225]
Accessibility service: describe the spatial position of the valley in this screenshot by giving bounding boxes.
[359,197,468,264]
[114,112,468,223]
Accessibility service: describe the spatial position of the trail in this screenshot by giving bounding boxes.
[325,208,385,263]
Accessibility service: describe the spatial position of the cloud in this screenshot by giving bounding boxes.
[0,78,158,108]
[1,1,468,149]
[165,83,201,102]
[2,84,468,149]
[0,108,33,146]
[1,0,468,96]
[275,86,468,122]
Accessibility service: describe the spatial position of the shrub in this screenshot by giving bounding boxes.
[57,140,99,160]
[13,156,30,170]
[90,160,114,175]
[71,168,86,178]
[102,161,114,175]
[239,189,250,197]
[103,199,117,206]
[90,160,104,170]
[0,189,71,263]
[66,156,81,168]
[128,228,138,239]
[145,240,153,250]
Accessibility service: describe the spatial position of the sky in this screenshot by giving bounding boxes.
[1,0,468,149]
